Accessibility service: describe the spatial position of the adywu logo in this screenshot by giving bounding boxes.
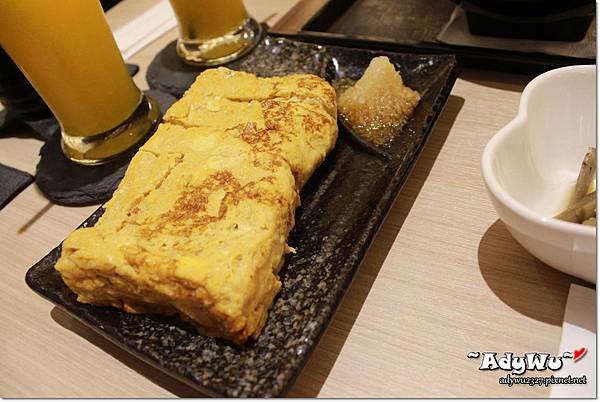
[467,348,589,387]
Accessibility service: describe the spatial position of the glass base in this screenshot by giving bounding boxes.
[60,94,161,166]
[176,18,263,67]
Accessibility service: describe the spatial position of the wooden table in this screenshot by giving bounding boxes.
[0,0,591,397]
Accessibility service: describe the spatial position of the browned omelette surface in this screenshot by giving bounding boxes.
[56,68,337,343]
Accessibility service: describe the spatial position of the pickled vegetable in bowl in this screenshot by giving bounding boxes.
[338,56,421,147]
[554,147,596,225]
[482,65,596,283]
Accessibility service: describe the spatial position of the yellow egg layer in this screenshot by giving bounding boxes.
[56,68,337,343]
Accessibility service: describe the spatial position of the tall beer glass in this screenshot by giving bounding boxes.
[169,0,263,66]
[0,0,160,165]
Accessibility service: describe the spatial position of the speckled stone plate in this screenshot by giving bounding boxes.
[26,36,459,397]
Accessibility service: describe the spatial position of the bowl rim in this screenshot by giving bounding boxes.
[481,64,596,239]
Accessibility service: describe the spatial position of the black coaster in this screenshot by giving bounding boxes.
[145,89,178,116]
[0,163,34,210]
[145,25,335,99]
[36,134,130,206]
[146,40,207,98]
[34,89,177,206]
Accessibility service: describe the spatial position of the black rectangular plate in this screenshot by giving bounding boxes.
[25,36,459,397]
[293,0,595,74]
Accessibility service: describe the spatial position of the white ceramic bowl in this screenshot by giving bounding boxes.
[482,65,597,283]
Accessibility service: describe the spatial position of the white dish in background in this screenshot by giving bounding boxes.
[482,65,597,283]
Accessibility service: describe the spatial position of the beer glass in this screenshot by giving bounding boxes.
[0,0,160,165]
[170,0,263,66]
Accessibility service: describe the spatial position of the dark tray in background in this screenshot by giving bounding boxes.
[287,0,596,74]
[458,0,595,41]
[26,35,459,397]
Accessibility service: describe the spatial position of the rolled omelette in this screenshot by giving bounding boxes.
[55,67,338,344]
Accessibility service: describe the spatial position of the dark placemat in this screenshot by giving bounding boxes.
[147,32,328,98]
[0,108,17,134]
[35,89,177,206]
[27,36,460,397]
[0,108,59,142]
[0,163,33,209]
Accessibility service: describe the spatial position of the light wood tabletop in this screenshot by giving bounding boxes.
[0,0,593,398]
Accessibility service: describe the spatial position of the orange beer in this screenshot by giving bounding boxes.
[171,0,248,41]
[169,0,262,65]
[0,0,159,164]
